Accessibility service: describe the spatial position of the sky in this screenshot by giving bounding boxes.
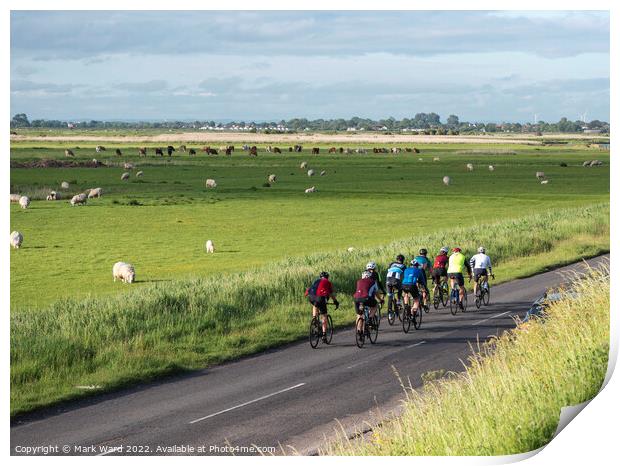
[10,10,610,123]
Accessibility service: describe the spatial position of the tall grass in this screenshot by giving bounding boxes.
[10,203,609,415]
[327,266,610,455]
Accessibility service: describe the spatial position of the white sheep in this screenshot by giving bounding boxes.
[305,186,317,193]
[88,187,103,198]
[307,169,315,177]
[583,160,592,167]
[112,261,135,283]
[268,174,277,183]
[433,157,440,162]
[121,172,130,181]
[92,159,98,165]
[443,176,451,186]
[206,179,217,188]
[19,196,30,209]
[10,194,21,203]
[347,247,355,252]
[61,181,70,189]
[123,162,134,170]
[70,193,87,206]
[300,162,308,169]
[418,158,423,161]
[320,170,326,176]
[535,171,545,180]
[46,191,59,201]
[136,171,144,177]
[541,180,549,185]
[206,240,215,253]
[10,231,23,249]
[466,163,474,171]
[488,165,495,171]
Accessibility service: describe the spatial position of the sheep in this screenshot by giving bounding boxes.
[590,160,602,167]
[10,194,21,203]
[46,191,59,201]
[307,169,315,177]
[488,165,495,171]
[433,157,440,162]
[95,145,106,153]
[205,240,215,253]
[112,261,135,284]
[87,187,103,198]
[138,147,147,157]
[304,186,317,193]
[466,163,474,171]
[442,176,451,186]
[123,162,134,170]
[121,172,130,181]
[535,171,545,180]
[206,179,217,188]
[179,145,187,152]
[268,174,277,183]
[10,231,23,249]
[300,161,308,169]
[70,193,87,206]
[65,149,75,157]
[61,181,70,190]
[136,171,144,177]
[582,160,592,167]
[541,180,549,185]
[19,196,30,209]
[92,159,98,165]
[320,170,326,176]
[418,158,423,161]
[347,247,355,253]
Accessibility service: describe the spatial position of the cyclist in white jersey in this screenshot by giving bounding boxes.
[469,247,494,296]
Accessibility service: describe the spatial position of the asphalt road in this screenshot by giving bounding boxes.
[11,255,608,456]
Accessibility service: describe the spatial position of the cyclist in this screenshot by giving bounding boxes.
[469,246,494,296]
[413,248,431,307]
[353,271,379,338]
[305,271,340,342]
[386,254,406,313]
[401,260,427,318]
[366,261,386,305]
[447,247,472,309]
[431,246,450,292]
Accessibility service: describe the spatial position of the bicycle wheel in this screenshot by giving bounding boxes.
[309,317,321,349]
[483,286,491,306]
[368,316,379,344]
[402,307,412,333]
[355,321,365,348]
[413,307,422,329]
[433,287,440,310]
[325,315,334,344]
[475,288,482,309]
[387,295,396,325]
[449,289,458,315]
[462,288,468,312]
[441,283,449,307]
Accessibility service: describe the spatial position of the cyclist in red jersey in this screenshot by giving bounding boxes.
[306,271,340,342]
[431,246,450,292]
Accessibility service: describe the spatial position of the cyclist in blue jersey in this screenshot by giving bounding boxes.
[401,260,427,318]
[413,248,431,308]
[386,254,406,314]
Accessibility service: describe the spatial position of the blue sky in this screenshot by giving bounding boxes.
[10,10,610,122]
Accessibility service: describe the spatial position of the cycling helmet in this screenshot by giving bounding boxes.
[396,254,405,263]
[419,248,427,255]
[319,271,330,278]
[411,260,419,266]
[366,261,377,270]
[440,246,449,254]
[362,271,372,279]
[452,247,461,253]
[478,246,486,254]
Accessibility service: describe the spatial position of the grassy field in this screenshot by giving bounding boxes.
[10,140,609,310]
[327,266,610,455]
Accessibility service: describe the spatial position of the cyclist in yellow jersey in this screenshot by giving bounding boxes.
[447,247,472,309]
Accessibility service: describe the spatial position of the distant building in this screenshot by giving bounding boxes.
[583,129,603,134]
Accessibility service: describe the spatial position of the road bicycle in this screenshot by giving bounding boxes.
[433,276,449,310]
[418,283,430,313]
[386,284,403,325]
[402,291,423,333]
[355,302,379,348]
[309,304,334,349]
[449,279,468,315]
[474,274,494,309]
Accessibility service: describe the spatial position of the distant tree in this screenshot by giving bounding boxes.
[11,113,30,127]
[446,114,459,127]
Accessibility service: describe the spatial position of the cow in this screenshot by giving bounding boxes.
[155,148,164,156]
[288,147,293,152]
[242,144,250,151]
[405,148,412,152]
[138,147,147,157]
[413,148,420,153]
[225,148,232,156]
[189,148,197,156]
[312,147,320,155]
[64,149,75,157]
[115,149,122,156]
[167,145,175,156]
[274,147,281,153]
[227,145,235,152]
[328,147,337,154]
[179,145,187,152]
[294,145,303,152]
[95,145,106,153]
[339,147,344,153]
[266,145,273,153]
[249,146,258,157]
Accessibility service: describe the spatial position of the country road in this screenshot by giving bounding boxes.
[11,256,608,456]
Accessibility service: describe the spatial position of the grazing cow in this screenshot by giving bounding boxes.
[266,145,273,153]
[115,148,122,156]
[210,148,218,155]
[249,146,258,157]
[225,148,232,156]
[312,147,320,155]
[155,148,163,156]
[405,148,412,152]
[391,147,401,154]
[95,145,106,153]
[288,147,293,152]
[413,148,420,153]
[202,146,210,153]
[344,148,352,154]
[294,145,303,152]
[328,147,337,154]
[189,148,197,156]
[65,149,75,157]
[227,145,235,152]
[242,144,250,151]
[274,147,282,153]
[339,147,344,153]
[167,145,175,156]
[179,145,187,152]
[138,147,147,157]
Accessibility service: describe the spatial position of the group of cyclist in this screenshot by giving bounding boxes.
[306,246,494,343]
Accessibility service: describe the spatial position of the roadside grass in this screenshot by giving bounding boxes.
[10,203,609,416]
[326,266,610,455]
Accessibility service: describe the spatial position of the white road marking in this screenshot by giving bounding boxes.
[188,383,306,424]
[472,311,511,326]
[406,340,427,349]
[347,340,427,369]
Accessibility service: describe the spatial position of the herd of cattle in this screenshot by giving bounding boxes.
[63,145,421,158]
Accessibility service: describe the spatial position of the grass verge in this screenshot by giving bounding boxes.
[326,266,610,455]
[10,203,609,416]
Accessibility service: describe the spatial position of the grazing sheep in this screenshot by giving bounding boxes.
[347,247,355,253]
[115,149,122,156]
[442,176,451,186]
[418,158,423,162]
[61,181,70,190]
[413,148,420,153]
[10,231,23,249]
[95,145,106,153]
[582,160,592,167]
[123,162,134,170]
[488,165,495,171]
[433,157,440,162]
[590,160,603,167]
[307,169,315,177]
[268,174,277,183]
[112,261,135,284]
[300,161,308,169]
[88,187,103,198]
[46,191,59,201]
[320,170,326,176]
[205,240,215,253]
[304,186,317,193]
[92,159,98,165]
[206,179,217,188]
[10,194,21,203]
[136,171,144,177]
[466,163,474,171]
[138,147,147,157]
[121,172,130,181]
[541,180,549,185]
[65,149,75,157]
[19,196,30,209]
[70,193,87,206]
[179,145,187,152]
[535,171,545,180]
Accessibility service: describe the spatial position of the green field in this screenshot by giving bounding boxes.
[10,141,609,310]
